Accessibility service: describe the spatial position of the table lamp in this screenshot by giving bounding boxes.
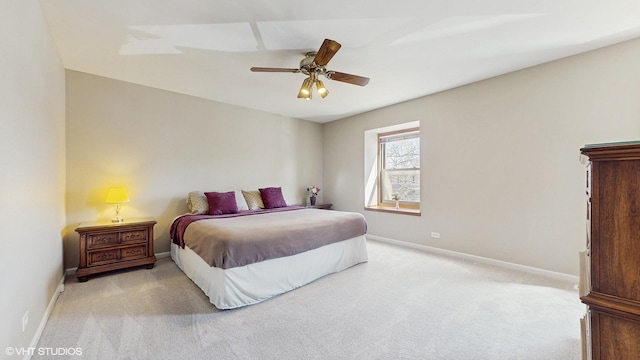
[106,186,130,223]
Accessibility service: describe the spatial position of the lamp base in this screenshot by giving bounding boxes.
[111,204,124,223]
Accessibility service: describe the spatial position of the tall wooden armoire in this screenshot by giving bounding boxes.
[580,142,640,360]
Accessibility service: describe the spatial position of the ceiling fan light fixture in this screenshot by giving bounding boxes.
[297,78,312,99]
[316,79,329,98]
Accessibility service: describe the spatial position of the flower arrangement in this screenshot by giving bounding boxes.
[392,193,400,210]
[307,186,321,197]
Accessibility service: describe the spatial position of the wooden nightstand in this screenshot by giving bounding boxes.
[75,217,157,282]
[304,203,333,210]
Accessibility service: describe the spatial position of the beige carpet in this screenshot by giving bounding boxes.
[35,240,583,359]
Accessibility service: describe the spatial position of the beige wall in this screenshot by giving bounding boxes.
[0,0,66,350]
[324,37,640,276]
[4,1,637,350]
[64,71,323,268]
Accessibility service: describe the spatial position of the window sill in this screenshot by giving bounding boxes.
[364,205,421,216]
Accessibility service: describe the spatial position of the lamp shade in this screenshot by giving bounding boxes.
[106,186,130,204]
[315,79,328,98]
[297,78,312,99]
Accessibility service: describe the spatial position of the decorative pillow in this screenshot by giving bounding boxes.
[242,190,265,210]
[186,191,209,214]
[205,191,239,215]
[259,187,288,209]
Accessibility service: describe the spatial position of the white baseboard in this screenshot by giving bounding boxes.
[25,273,65,360]
[366,234,579,284]
[156,251,170,259]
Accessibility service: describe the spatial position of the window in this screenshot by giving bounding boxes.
[363,121,420,215]
[379,128,420,206]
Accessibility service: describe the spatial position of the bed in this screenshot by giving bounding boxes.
[170,189,368,309]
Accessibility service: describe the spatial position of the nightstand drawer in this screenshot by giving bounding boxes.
[87,233,119,249]
[88,249,119,266]
[88,245,147,266]
[121,229,148,244]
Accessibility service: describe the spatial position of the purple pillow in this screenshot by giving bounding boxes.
[204,191,238,215]
[259,187,287,209]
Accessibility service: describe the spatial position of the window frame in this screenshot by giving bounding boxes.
[376,127,421,211]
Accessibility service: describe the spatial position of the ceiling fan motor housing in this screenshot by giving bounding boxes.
[300,52,325,76]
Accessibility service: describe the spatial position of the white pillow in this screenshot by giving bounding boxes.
[234,191,249,211]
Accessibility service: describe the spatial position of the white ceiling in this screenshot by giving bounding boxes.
[40,0,640,123]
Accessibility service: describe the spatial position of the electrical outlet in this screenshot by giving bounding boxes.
[22,311,29,332]
[431,232,440,239]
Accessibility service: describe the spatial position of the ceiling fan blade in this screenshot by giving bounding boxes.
[326,71,370,86]
[313,39,341,66]
[250,67,300,73]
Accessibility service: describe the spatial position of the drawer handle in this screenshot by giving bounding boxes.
[125,248,142,256]
[99,253,115,261]
[96,237,113,244]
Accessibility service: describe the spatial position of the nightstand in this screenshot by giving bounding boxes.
[75,217,157,282]
[304,203,333,210]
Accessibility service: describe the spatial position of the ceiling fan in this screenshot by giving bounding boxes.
[250,39,370,99]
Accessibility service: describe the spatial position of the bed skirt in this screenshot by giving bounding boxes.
[171,235,368,309]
